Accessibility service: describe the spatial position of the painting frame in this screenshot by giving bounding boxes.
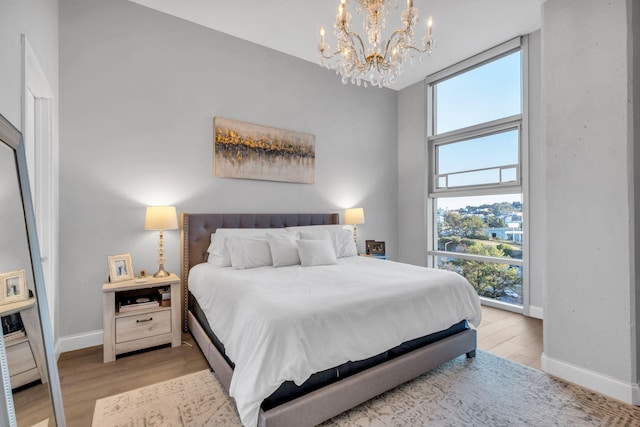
[107,254,134,283]
[0,269,28,305]
[213,117,315,184]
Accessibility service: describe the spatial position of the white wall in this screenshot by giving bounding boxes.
[541,0,637,404]
[396,31,545,313]
[58,0,398,342]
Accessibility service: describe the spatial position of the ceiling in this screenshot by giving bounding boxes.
[128,0,542,90]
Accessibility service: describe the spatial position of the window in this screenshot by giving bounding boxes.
[435,128,519,189]
[427,38,528,311]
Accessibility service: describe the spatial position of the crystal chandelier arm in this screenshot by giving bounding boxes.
[381,6,418,62]
[320,47,340,60]
[319,31,366,64]
[402,39,434,53]
[346,30,368,61]
[383,28,409,58]
[383,23,433,60]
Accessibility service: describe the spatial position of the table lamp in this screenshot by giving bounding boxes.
[345,207,365,243]
[145,206,178,278]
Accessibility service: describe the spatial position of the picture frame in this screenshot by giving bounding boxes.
[365,240,375,255]
[0,269,28,305]
[369,241,386,256]
[107,254,134,283]
[1,313,24,336]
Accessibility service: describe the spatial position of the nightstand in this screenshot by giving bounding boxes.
[102,273,181,363]
[1,297,47,388]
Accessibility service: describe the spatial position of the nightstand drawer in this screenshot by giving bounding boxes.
[7,341,36,376]
[116,310,171,343]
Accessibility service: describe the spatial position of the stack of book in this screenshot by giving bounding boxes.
[158,287,171,307]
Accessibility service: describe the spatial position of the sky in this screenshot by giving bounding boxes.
[436,51,521,134]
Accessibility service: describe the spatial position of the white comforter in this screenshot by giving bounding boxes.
[189,256,482,427]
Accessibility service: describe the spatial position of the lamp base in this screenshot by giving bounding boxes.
[152,267,171,278]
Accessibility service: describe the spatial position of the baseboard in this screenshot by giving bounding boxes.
[541,353,640,405]
[528,305,543,319]
[57,330,103,354]
[54,340,61,360]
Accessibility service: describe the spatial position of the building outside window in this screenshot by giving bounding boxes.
[426,37,528,312]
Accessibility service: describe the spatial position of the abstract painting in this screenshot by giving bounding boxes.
[213,117,315,184]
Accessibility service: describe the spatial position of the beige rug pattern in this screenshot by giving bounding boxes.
[93,351,640,426]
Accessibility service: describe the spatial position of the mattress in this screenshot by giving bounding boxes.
[189,256,482,426]
[190,292,469,410]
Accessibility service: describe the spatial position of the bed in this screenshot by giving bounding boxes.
[180,213,481,427]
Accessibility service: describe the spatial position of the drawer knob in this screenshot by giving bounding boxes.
[136,317,153,323]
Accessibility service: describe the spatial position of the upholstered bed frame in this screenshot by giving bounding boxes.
[180,213,477,427]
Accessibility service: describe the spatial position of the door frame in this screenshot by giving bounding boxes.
[21,35,58,344]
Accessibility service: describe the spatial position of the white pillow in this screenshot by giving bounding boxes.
[298,229,331,241]
[267,233,300,267]
[296,239,338,267]
[297,228,356,258]
[226,236,273,270]
[207,228,287,267]
[331,228,357,258]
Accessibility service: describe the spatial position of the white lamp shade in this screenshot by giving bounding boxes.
[145,206,178,230]
[345,207,365,225]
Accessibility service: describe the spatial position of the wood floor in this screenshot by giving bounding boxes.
[14,306,542,427]
[14,335,209,427]
[476,305,543,369]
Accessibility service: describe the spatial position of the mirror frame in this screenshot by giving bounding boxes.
[0,114,66,426]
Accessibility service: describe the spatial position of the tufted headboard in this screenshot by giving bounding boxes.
[180,213,339,331]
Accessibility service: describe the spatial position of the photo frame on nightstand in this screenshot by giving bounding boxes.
[0,269,27,305]
[365,240,375,255]
[1,313,23,336]
[107,254,134,283]
[369,241,386,256]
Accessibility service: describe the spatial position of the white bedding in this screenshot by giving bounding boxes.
[189,256,482,427]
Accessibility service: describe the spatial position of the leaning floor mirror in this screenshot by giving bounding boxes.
[0,113,65,426]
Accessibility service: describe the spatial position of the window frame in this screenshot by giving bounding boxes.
[432,116,522,193]
[425,37,530,314]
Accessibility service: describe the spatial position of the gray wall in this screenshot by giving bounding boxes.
[634,0,640,382]
[397,80,427,267]
[527,31,545,315]
[542,0,635,391]
[59,0,398,339]
[396,31,545,313]
[1,1,59,338]
[0,0,59,129]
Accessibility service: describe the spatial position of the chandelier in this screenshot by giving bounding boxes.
[318,0,435,88]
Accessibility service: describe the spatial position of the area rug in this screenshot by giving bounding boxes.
[92,351,640,426]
